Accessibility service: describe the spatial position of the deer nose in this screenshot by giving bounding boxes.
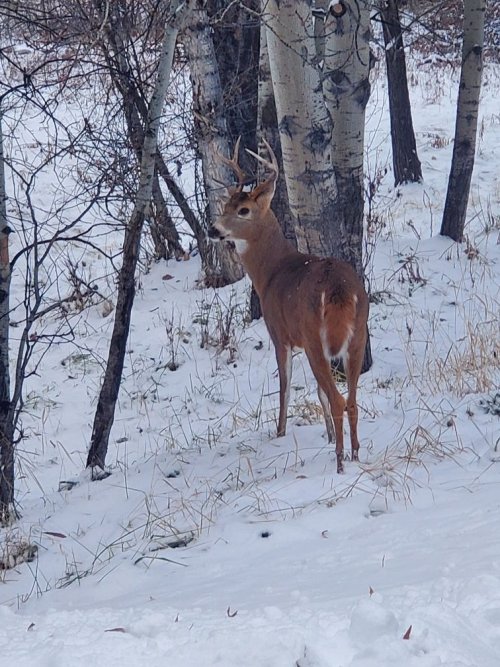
[208,226,224,240]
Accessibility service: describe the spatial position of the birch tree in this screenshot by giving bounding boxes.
[262,0,372,371]
[440,0,486,242]
[323,0,371,279]
[249,19,295,320]
[263,0,338,256]
[257,20,295,246]
[92,0,186,262]
[86,0,193,476]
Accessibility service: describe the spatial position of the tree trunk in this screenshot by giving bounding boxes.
[323,1,373,371]
[154,152,211,257]
[323,0,370,274]
[265,0,338,256]
[151,174,186,260]
[440,0,486,242]
[257,17,295,247]
[208,0,260,168]
[380,0,422,186]
[86,1,192,475]
[93,2,186,262]
[0,108,15,523]
[183,6,244,287]
[250,9,296,321]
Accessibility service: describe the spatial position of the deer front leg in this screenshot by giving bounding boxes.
[275,344,292,437]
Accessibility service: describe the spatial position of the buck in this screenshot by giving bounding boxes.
[209,139,369,473]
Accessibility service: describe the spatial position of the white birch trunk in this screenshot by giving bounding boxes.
[440,0,486,242]
[257,21,294,244]
[322,1,372,371]
[264,0,337,256]
[322,0,371,276]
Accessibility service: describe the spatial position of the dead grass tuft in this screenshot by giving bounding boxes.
[431,320,500,397]
[0,531,38,573]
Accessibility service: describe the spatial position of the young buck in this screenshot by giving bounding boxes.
[209,139,369,473]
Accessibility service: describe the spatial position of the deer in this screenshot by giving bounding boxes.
[208,138,369,473]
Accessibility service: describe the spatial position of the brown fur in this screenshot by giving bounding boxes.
[211,149,369,473]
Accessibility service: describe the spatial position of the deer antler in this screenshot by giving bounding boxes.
[245,138,279,184]
[218,136,247,192]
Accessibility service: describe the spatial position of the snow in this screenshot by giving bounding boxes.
[1,48,500,667]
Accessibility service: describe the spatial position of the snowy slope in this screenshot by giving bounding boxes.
[0,53,499,667]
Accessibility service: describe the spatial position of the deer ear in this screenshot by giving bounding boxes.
[251,179,276,211]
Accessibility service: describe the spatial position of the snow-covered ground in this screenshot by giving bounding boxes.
[1,50,499,667]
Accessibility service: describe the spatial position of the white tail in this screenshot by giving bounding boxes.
[209,139,369,473]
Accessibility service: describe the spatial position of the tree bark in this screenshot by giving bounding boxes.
[0,107,15,523]
[257,17,295,247]
[208,0,260,168]
[440,0,486,242]
[380,0,422,186]
[323,0,370,275]
[323,0,373,371]
[250,9,296,321]
[150,174,186,260]
[183,5,245,287]
[86,0,192,475]
[264,0,338,256]
[313,0,328,62]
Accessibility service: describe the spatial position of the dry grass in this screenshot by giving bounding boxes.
[321,415,466,510]
[425,132,451,149]
[431,319,500,397]
[0,530,38,574]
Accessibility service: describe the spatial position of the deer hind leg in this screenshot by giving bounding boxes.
[345,330,366,462]
[317,386,334,443]
[305,344,346,473]
[275,343,292,437]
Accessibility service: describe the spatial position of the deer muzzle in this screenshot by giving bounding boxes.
[208,225,225,241]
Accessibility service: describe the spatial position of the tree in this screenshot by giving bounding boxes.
[0,107,14,523]
[54,0,238,284]
[249,18,296,320]
[91,0,186,262]
[323,1,373,371]
[440,0,486,242]
[264,0,338,256]
[379,0,422,186]
[257,18,295,247]
[86,0,193,476]
[323,0,371,279]
[208,0,260,158]
[183,4,244,287]
[1,5,118,520]
[261,0,373,371]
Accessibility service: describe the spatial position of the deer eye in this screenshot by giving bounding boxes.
[238,207,250,217]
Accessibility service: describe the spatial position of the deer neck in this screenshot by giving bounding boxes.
[238,213,295,297]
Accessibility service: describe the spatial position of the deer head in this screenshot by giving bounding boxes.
[208,139,280,254]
